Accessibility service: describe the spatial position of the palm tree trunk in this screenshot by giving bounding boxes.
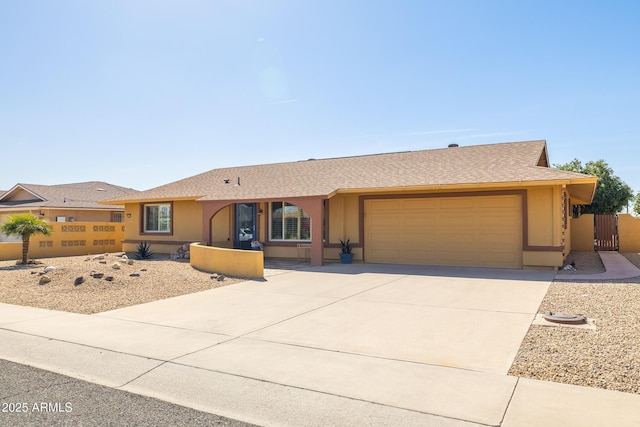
[21,236,30,264]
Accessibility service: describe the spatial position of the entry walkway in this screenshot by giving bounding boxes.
[555,251,640,281]
[1,264,640,426]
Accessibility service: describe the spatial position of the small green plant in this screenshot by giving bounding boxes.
[135,241,154,259]
[339,239,352,254]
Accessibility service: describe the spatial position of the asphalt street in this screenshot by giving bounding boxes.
[0,358,255,427]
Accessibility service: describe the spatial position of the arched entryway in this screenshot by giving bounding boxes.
[199,197,325,266]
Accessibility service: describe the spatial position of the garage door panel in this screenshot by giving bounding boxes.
[478,196,520,209]
[365,196,522,268]
[439,198,476,209]
[404,199,438,210]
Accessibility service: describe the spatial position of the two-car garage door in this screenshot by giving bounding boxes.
[364,195,523,268]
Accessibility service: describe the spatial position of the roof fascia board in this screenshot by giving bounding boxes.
[99,196,201,205]
[333,178,599,195]
[0,184,46,203]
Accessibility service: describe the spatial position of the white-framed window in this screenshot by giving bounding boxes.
[143,203,171,233]
[270,202,311,241]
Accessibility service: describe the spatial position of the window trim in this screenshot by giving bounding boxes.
[268,201,311,242]
[140,202,173,235]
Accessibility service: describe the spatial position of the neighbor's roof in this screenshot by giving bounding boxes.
[102,140,598,205]
[0,181,138,210]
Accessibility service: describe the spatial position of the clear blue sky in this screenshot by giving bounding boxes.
[1,1,639,196]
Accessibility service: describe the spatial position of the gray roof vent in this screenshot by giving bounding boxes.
[448,143,459,148]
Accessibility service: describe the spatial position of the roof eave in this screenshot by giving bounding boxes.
[99,196,203,205]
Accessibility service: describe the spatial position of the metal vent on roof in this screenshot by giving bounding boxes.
[448,143,459,148]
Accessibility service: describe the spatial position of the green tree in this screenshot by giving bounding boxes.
[555,159,634,215]
[634,193,640,216]
[1,214,53,264]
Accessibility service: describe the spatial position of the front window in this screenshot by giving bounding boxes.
[143,203,171,233]
[270,202,311,241]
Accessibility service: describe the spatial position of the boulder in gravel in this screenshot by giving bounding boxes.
[130,272,141,277]
[121,254,128,260]
[43,266,56,273]
[140,268,147,272]
[99,260,107,264]
[112,262,121,270]
[127,259,134,265]
[92,272,104,279]
[74,276,85,286]
[210,273,219,279]
[39,275,51,285]
[105,275,114,282]
[216,274,225,281]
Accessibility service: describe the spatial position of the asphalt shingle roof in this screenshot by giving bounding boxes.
[0,181,138,210]
[103,140,596,204]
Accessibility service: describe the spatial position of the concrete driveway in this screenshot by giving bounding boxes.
[3,263,640,426]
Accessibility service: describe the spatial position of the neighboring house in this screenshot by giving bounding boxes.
[103,140,598,270]
[0,181,138,242]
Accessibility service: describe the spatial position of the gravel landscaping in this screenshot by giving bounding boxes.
[509,251,640,395]
[3,250,640,396]
[0,253,243,314]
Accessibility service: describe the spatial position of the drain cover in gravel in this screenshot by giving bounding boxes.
[543,311,587,324]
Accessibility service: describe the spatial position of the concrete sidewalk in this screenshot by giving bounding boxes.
[2,264,640,426]
[555,251,640,281]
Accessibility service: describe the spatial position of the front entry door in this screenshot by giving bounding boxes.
[235,203,256,249]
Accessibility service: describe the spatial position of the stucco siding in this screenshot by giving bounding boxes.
[619,214,640,252]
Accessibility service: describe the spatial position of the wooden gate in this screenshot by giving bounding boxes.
[595,214,618,251]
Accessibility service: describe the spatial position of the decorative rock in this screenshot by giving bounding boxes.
[74,276,85,286]
[93,255,104,260]
[44,266,56,273]
[127,259,134,265]
[105,275,114,282]
[39,275,51,285]
[99,260,107,264]
[140,268,147,272]
[121,254,128,260]
[216,274,225,281]
[182,243,190,252]
[184,252,190,259]
[92,272,104,279]
[112,262,121,270]
[210,273,219,279]
[129,272,141,277]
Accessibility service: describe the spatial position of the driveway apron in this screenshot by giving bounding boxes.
[2,264,559,425]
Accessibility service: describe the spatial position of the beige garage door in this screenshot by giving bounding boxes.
[364,195,523,268]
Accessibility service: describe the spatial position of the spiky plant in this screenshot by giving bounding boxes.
[135,241,154,260]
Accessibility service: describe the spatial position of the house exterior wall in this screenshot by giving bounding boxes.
[0,221,124,261]
[122,200,203,254]
[570,214,595,252]
[527,188,555,247]
[619,214,640,252]
[41,209,116,223]
[211,205,233,248]
[117,183,569,269]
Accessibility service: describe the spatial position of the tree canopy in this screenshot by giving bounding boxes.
[634,194,640,216]
[1,213,53,264]
[555,159,634,215]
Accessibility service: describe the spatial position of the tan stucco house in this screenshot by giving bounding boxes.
[0,181,137,226]
[103,140,598,270]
